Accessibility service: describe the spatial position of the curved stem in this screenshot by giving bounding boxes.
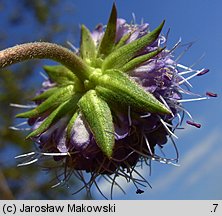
[0,42,91,81]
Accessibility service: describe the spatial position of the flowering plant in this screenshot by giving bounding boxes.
[0,4,216,198]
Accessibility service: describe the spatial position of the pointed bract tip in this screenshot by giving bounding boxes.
[112,2,117,11]
[158,20,165,32]
[97,2,117,58]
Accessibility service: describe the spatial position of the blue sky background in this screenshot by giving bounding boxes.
[1,0,222,199]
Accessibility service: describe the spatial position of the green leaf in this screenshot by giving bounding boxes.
[16,85,75,118]
[26,93,81,139]
[113,31,132,50]
[120,47,165,72]
[97,3,117,58]
[102,20,165,71]
[80,25,96,62]
[43,65,83,91]
[78,90,114,158]
[32,87,58,101]
[96,69,171,114]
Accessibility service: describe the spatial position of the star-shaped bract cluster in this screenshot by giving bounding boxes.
[18,4,170,161]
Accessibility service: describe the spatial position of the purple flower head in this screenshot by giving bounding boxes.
[0,4,216,199]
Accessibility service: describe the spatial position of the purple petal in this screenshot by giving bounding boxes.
[91,24,104,46]
[70,114,91,151]
[57,129,69,153]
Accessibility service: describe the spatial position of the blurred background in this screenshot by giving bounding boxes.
[0,0,221,199]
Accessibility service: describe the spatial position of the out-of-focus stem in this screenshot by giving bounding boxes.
[0,42,91,81]
[0,169,14,199]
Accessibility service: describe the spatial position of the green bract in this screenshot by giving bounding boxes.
[78,90,114,158]
[17,4,170,158]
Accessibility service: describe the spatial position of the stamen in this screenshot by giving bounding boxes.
[175,41,194,63]
[41,152,70,156]
[140,113,151,118]
[176,113,182,125]
[189,53,206,69]
[159,95,174,117]
[9,121,30,131]
[10,103,37,109]
[128,146,149,158]
[159,117,178,139]
[169,136,179,162]
[51,181,63,188]
[15,152,35,158]
[168,38,181,54]
[186,120,201,128]
[179,69,196,76]
[9,126,30,131]
[111,150,135,162]
[164,28,170,46]
[176,105,193,120]
[12,121,28,127]
[131,166,152,188]
[177,97,208,103]
[15,151,71,159]
[107,173,125,199]
[94,180,108,200]
[151,155,180,166]
[71,171,89,194]
[131,13,136,24]
[177,63,193,71]
[128,106,132,126]
[66,41,79,53]
[17,158,38,167]
[197,68,209,76]
[178,69,204,85]
[162,121,173,128]
[206,92,218,97]
[177,85,202,96]
[177,74,192,87]
[143,134,153,155]
[39,72,48,80]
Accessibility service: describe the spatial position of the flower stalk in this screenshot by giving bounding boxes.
[0,42,92,81]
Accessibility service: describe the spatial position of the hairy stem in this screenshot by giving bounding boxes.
[0,42,91,81]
